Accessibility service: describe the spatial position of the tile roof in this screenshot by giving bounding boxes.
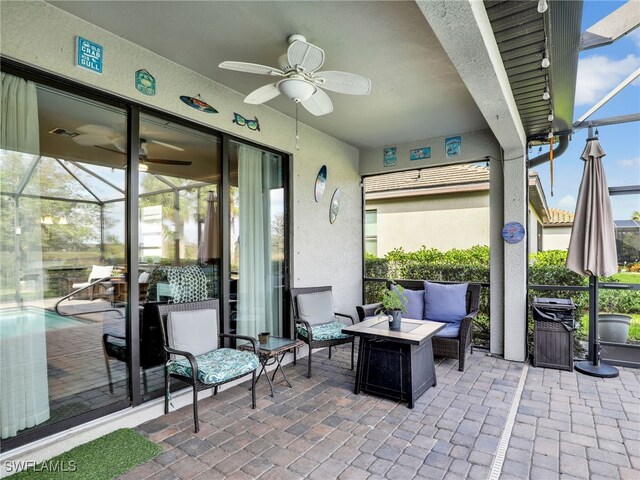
[547,207,575,225]
[364,164,489,194]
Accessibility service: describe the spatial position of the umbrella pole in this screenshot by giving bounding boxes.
[575,275,619,378]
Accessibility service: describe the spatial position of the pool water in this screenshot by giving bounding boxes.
[0,307,87,333]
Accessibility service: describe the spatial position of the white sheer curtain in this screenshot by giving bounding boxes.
[0,72,49,439]
[236,145,280,338]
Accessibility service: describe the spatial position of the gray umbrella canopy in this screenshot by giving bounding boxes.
[198,191,220,263]
[566,139,618,277]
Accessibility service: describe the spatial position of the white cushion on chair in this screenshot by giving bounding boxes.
[167,309,218,357]
[88,265,113,281]
[297,291,335,326]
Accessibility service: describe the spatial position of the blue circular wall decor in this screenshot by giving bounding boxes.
[502,222,525,244]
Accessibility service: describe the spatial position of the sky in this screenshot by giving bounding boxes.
[528,0,640,220]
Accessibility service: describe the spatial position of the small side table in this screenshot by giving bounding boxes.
[240,337,304,397]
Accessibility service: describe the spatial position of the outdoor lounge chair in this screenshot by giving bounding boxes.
[157,299,259,432]
[356,280,480,372]
[68,265,113,300]
[290,286,355,378]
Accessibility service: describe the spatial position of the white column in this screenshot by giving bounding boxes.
[489,157,504,355]
[502,148,528,361]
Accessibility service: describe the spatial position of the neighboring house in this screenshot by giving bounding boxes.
[365,165,567,256]
[543,208,575,251]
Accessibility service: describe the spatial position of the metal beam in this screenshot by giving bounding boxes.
[575,68,640,125]
[574,113,640,130]
[581,0,640,51]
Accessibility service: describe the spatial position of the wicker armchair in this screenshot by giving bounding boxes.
[357,280,480,372]
[157,299,259,432]
[290,286,355,378]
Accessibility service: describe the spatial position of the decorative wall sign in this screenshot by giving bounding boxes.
[329,188,340,224]
[502,222,525,244]
[180,95,218,113]
[445,136,461,158]
[410,147,431,161]
[383,147,397,167]
[135,69,156,95]
[315,165,327,202]
[76,37,103,74]
[233,113,260,131]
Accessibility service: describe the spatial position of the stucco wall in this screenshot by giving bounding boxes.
[368,191,490,254]
[0,0,362,314]
[543,226,572,251]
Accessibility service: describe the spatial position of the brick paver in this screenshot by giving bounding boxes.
[126,345,639,479]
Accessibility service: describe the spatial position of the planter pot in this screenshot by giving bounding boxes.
[598,313,631,343]
[388,310,402,331]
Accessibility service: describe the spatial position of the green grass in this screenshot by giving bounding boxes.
[9,429,162,480]
[612,272,640,284]
[579,313,640,343]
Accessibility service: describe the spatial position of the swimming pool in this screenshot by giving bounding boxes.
[0,307,88,333]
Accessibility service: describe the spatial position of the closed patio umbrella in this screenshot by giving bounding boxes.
[567,135,619,378]
[198,191,220,264]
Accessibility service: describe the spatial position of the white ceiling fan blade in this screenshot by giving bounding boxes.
[73,134,114,146]
[219,61,284,76]
[76,124,118,135]
[301,88,333,116]
[149,139,184,151]
[287,40,325,72]
[314,71,372,95]
[245,83,282,105]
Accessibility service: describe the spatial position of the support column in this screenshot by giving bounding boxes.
[489,159,504,355]
[502,148,528,361]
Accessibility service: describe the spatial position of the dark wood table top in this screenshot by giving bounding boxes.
[342,316,445,346]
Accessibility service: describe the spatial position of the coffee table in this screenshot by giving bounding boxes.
[342,316,445,408]
[239,337,304,397]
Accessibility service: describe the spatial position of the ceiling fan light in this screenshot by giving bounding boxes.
[138,162,148,172]
[537,0,548,13]
[278,78,316,102]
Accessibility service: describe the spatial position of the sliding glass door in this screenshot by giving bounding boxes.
[229,141,285,337]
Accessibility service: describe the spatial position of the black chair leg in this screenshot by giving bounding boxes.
[105,358,114,394]
[193,385,199,433]
[251,371,256,408]
[307,348,312,378]
[293,347,297,366]
[329,346,332,359]
[164,370,169,415]
[213,386,218,396]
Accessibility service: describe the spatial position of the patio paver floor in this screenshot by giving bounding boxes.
[126,345,640,480]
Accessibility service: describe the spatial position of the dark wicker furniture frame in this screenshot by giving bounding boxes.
[157,299,258,432]
[356,280,481,372]
[290,286,356,378]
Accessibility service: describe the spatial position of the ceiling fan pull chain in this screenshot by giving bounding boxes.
[295,102,300,151]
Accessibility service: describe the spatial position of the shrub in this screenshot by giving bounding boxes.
[629,263,640,273]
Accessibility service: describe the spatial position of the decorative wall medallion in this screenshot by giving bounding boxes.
[135,69,156,95]
[180,95,218,113]
[383,147,397,167]
[445,136,461,158]
[76,36,103,74]
[329,188,340,224]
[502,222,525,244]
[315,165,327,202]
[410,147,431,161]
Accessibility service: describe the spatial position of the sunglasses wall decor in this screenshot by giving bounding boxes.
[233,113,260,131]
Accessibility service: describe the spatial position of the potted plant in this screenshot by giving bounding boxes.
[377,281,407,330]
[598,290,631,343]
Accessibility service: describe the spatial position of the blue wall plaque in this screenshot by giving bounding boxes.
[502,222,525,244]
[410,147,431,161]
[76,37,103,74]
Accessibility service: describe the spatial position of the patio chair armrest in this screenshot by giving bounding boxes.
[164,347,199,380]
[356,302,382,322]
[219,333,258,354]
[295,318,314,342]
[459,310,479,342]
[336,312,355,325]
[103,332,126,341]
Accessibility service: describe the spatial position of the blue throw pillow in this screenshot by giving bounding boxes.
[423,281,468,323]
[392,285,424,320]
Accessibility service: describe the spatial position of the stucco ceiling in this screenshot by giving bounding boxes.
[48,0,488,149]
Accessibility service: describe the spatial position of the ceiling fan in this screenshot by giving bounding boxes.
[71,125,191,166]
[219,34,371,116]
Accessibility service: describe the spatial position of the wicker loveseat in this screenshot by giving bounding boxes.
[356,280,480,372]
